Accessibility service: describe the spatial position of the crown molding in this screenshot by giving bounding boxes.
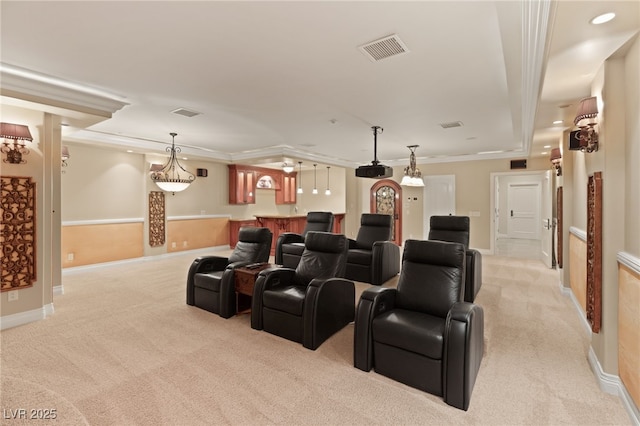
[1,63,128,117]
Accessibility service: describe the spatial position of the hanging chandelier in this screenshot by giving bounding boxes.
[400,145,424,187]
[325,166,331,195]
[150,132,195,194]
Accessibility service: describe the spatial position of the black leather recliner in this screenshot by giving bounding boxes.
[428,215,482,302]
[354,239,484,411]
[251,231,354,350]
[186,227,272,318]
[345,213,400,286]
[274,211,334,268]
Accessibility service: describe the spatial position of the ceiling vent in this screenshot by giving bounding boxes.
[439,121,463,129]
[171,108,201,118]
[359,34,409,62]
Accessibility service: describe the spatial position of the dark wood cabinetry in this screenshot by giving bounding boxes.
[228,164,296,205]
[228,165,256,204]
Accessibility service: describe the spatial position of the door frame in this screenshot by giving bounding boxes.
[489,170,547,256]
[369,179,402,246]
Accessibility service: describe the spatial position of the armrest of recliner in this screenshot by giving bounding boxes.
[303,278,355,350]
[250,267,296,330]
[444,301,484,410]
[186,256,229,305]
[354,287,397,371]
[370,241,401,286]
[464,249,482,303]
[347,238,358,249]
[274,233,304,264]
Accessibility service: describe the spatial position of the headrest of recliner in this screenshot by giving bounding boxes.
[361,213,392,228]
[304,231,346,253]
[238,227,273,243]
[306,211,333,224]
[403,239,466,268]
[429,215,470,232]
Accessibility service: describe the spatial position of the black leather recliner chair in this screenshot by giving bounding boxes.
[428,215,482,302]
[274,211,334,268]
[251,231,354,350]
[354,239,484,411]
[345,213,400,286]
[186,227,272,318]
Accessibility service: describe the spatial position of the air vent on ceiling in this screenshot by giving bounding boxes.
[439,121,463,129]
[359,34,409,62]
[171,108,201,118]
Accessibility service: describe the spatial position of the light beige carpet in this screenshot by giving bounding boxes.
[0,252,631,425]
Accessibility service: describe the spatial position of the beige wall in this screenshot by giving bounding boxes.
[625,29,640,257]
[0,104,61,318]
[59,142,349,262]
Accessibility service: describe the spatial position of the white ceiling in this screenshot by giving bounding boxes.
[1,1,638,169]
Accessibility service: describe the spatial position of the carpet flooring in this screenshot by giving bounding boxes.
[0,251,631,425]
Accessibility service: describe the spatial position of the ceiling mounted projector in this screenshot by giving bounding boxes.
[355,126,393,179]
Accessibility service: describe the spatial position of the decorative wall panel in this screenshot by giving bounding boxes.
[557,186,563,268]
[1,176,36,291]
[586,172,602,333]
[149,191,165,247]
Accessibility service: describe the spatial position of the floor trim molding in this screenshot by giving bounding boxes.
[0,304,54,331]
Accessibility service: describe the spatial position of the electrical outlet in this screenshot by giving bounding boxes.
[171,242,176,248]
[67,253,74,261]
[8,290,18,302]
[183,241,188,247]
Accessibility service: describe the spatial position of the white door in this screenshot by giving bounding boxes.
[540,170,553,268]
[507,182,540,240]
[423,175,456,238]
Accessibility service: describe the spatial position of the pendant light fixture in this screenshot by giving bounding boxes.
[400,145,424,187]
[282,162,294,173]
[325,166,331,195]
[297,161,303,194]
[150,132,196,194]
[312,164,318,194]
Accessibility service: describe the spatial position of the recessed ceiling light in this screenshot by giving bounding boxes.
[543,145,551,149]
[553,120,563,124]
[591,12,615,25]
[126,150,133,153]
[541,151,548,155]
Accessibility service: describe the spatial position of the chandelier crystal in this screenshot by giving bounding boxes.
[150,132,195,194]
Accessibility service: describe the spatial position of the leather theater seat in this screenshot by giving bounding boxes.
[186,227,272,318]
[354,239,484,410]
[345,213,400,286]
[428,215,482,302]
[251,231,354,350]
[275,211,334,268]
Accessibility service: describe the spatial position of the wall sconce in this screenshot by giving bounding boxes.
[573,96,599,153]
[1,122,33,164]
[61,145,70,168]
[550,148,562,176]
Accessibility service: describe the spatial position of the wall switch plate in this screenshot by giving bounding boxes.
[67,253,74,261]
[8,290,18,302]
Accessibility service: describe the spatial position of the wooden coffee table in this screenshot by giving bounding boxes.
[234,263,272,314]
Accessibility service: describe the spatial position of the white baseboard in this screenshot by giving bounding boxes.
[0,303,54,331]
[562,285,639,425]
[588,348,640,425]
[53,285,64,296]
